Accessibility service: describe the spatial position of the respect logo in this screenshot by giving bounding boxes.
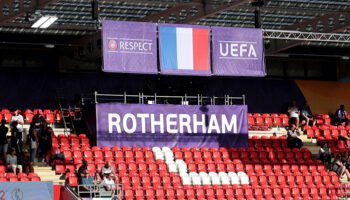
[108,40,117,50]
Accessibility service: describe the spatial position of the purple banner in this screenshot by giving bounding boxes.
[158,24,211,76]
[102,20,157,74]
[212,27,266,77]
[96,103,248,148]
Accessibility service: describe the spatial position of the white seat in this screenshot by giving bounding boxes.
[192,176,201,185]
[175,159,185,164]
[154,151,164,160]
[162,147,172,152]
[240,176,250,185]
[201,176,211,185]
[189,172,199,177]
[165,159,175,164]
[208,172,218,177]
[177,163,188,173]
[182,176,192,185]
[199,172,208,177]
[237,171,247,177]
[164,151,174,159]
[220,176,231,185]
[152,147,162,152]
[231,176,240,184]
[168,163,178,172]
[227,172,237,177]
[179,172,189,177]
[218,172,228,177]
[211,176,221,185]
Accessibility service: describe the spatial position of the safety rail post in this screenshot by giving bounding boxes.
[123,92,127,104]
[242,94,246,105]
[154,93,157,104]
[341,182,350,199]
[94,91,98,104]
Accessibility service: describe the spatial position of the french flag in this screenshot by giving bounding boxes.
[159,26,210,71]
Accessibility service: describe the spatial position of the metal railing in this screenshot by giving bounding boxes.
[93,92,246,105]
[341,182,350,199]
[77,183,123,199]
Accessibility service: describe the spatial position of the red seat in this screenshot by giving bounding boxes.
[30,177,41,181]
[135,189,144,200]
[282,117,289,126]
[264,117,273,126]
[63,150,73,161]
[46,113,55,123]
[68,176,78,186]
[255,117,264,126]
[273,117,282,126]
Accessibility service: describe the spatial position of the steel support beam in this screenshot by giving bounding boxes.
[138,0,251,23]
[0,0,61,25]
[269,8,350,53]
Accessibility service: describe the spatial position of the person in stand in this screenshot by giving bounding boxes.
[78,160,88,184]
[38,121,53,163]
[318,143,332,167]
[81,169,98,192]
[6,148,22,174]
[334,105,349,126]
[299,102,316,129]
[101,161,115,178]
[332,154,350,180]
[101,173,118,197]
[0,119,9,161]
[288,100,300,128]
[10,121,19,154]
[32,111,45,134]
[28,124,39,166]
[10,110,24,153]
[287,123,304,149]
[19,149,33,173]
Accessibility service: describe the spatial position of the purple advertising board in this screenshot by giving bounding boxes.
[96,103,248,148]
[158,24,211,76]
[102,20,157,74]
[212,27,266,77]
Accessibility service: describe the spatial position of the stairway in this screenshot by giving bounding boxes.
[34,162,65,185]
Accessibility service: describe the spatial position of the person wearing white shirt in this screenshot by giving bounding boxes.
[102,174,118,196]
[288,100,300,128]
[10,110,24,152]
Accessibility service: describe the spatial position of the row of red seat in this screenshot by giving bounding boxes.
[0,171,40,182]
[0,177,40,182]
[121,187,340,200]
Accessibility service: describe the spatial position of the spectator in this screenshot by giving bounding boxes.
[32,111,45,133]
[50,147,65,166]
[101,173,118,196]
[6,148,22,174]
[81,169,97,192]
[318,143,332,167]
[287,123,303,149]
[299,102,316,129]
[0,119,8,161]
[101,161,115,178]
[28,124,39,165]
[10,110,24,153]
[288,100,300,128]
[332,154,350,180]
[20,149,33,173]
[10,121,19,154]
[334,105,349,126]
[38,121,53,163]
[78,160,88,183]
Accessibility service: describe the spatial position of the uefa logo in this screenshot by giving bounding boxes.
[108,40,117,50]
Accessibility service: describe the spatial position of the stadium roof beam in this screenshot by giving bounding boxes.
[0,0,61,25]
[138,0,251,23]
[268,8,350,53]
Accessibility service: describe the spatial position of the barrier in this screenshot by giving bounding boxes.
[77,183,123,200]
[0,181,53,199]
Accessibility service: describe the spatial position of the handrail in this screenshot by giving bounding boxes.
[93,92,246,105]
[77,183,123,199]
[341,182,350,199]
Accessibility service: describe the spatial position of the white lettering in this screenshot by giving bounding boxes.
[240,44,247,57]
[179,114,192,134]
[123,113,137,134]
[151,114,164,134]
[248,44,257,57]
[193,114,206,134]
[207,115,220,134]
[219,43,228,56]
[230,43,238,57]
[108,113,121,134]
[222,114,237,133]
[137,114,149,133]
[166,114,177,134]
